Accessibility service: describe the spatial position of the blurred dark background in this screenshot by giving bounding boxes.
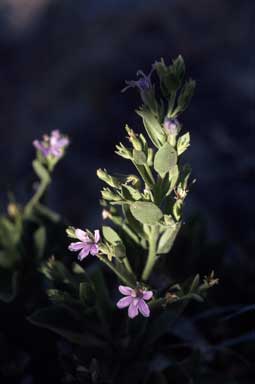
[0,0,254,381]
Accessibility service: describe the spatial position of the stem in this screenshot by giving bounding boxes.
[25,178,50,216]
[122,223,141,246]
[132,163,154,188]
[142,226,158,281]
[144,164,155,185]
[123,257,135,277]
[97,254,134,287]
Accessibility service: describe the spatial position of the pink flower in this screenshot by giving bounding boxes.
[68,229,100,261]
[117,285,153,319]
[33,130,69,159]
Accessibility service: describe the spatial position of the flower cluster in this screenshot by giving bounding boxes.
[33,130,69,160]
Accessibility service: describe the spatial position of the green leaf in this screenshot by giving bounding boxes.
[29,305,105,348]
[189,274,200,292]
[137,108,166,148]
[177,132,190,155]
[0,217,21,247]
[35,203,60,222]
[133,149,147,165]
[79,282,95,306]
[0,249,19,269]
[167,165,179,195]
[91,269,113,325]
[34,226,46,260]
[157,222,182,254]
[179,164,192,190]
[123,205,143,238]
[173,199,183,221]
[0,268,18,302]
[154,143,177,176]
[102,226,122,244]
[48,289,73,304]
[130,201,163,225]
[122,185,142,201]
[188,293,204,303]
[176,79,196,113]
[113,242,126,259]
[154,55,185,95]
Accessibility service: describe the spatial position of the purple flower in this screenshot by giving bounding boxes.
[117,285,153,319]
[122,69,153,93]
[33,130,69,158]
[68,229,100,261]
[163,118,180,136]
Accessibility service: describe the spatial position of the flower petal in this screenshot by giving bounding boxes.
[94,229,100,243]
[68,242,85,252]
[142,290,153,301]
[75,229,88,242]
[128,301,139,319]
[78,245,91,260]
[138,299,150,317]
[50,147,62,158]
[90,244,99,255]
[116,296,132,309]
[118,285,133,296]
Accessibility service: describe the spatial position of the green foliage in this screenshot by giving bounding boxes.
[0,56,219,383]
[177,132,190,155]
[136,108,166,148]
[176,79,196,113]
[157,221,182,254]
[133,149,147,165]
[102,226,122,244]
[130,201,163,225]
[154,143,177,176]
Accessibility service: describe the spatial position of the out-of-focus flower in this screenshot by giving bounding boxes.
[33,130,69,159]
[68,228,100,261]
[116,285,153,319]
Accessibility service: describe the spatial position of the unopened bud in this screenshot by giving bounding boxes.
[97,168,120,188]
[7,203,19,218]
[125,125,142,151]
[163,118,180,136]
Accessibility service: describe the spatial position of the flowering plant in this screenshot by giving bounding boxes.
[0,129,69,302]
[29,56,218,382]
[64,55,216,318]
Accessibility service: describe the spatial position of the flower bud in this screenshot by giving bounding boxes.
[97,168,120,188]
[102,209,112,220]
[163,118,180,136]
[115,143,133,160]
[126,175,141,190]
[125,125,143,151]
[7,203,20,218]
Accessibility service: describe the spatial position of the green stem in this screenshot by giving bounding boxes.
[25,178,50,216]
[144,164,155,185]
[122,223,141,246]
[132,163,154,188]
[142,226,158,281]
[123,257,135,277]
[97,254,134,287]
